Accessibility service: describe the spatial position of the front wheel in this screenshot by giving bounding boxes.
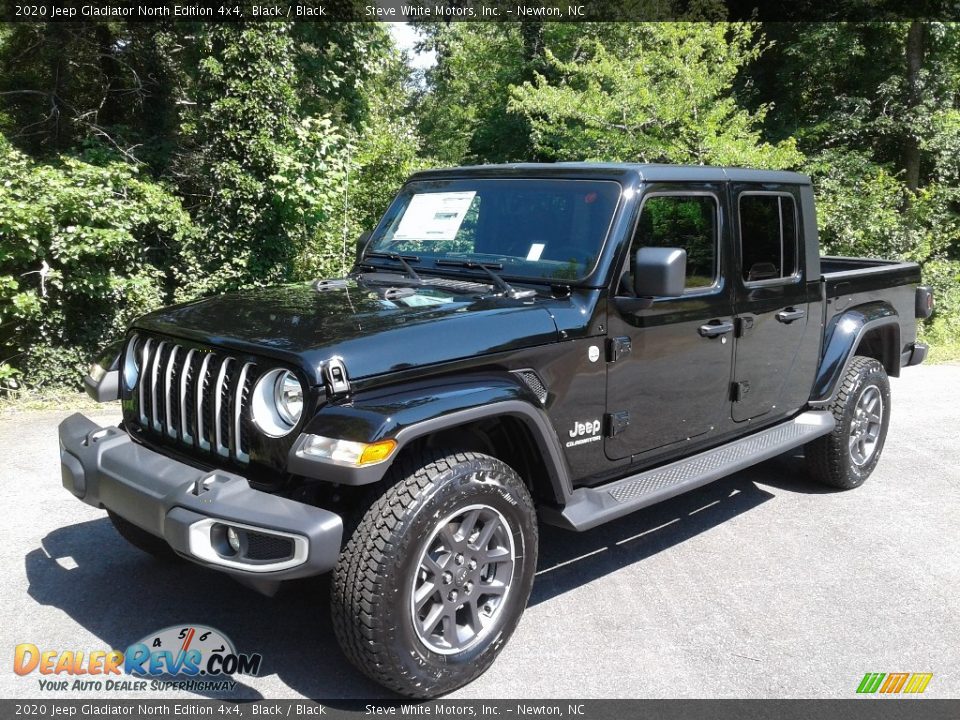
[331,449,538,698]
[806,355,891,489]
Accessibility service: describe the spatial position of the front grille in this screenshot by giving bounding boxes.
[130,334,256,464]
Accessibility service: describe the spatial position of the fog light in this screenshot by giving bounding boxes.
[227,527,241,554]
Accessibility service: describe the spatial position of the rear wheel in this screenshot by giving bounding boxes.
[107,510,178,559]
[331,449,538,698]
[806,355,891,489]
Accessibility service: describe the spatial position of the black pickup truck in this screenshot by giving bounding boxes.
[62,163,932,697]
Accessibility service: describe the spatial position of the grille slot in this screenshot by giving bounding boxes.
[128,335,255,464]
[245,532,295,561]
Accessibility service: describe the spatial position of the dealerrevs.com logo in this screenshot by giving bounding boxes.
[856,672,933,695]
[14,624,262,693]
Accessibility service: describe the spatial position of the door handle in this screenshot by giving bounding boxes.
[776,308,806,323]
[698,320,735,338]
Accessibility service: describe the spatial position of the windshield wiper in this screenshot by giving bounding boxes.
[363,252,422,283]
[434,260,534,299]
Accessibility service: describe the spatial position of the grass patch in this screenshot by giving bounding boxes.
[0,388,117,416]
[927,339,960,364]
[921,318,960,365]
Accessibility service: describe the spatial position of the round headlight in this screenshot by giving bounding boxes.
[251,369,304,437]
[275,370,304,426]
[122,335,140,391]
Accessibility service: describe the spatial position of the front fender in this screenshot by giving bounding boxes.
[287,373,572,499]
[810,302,899,405]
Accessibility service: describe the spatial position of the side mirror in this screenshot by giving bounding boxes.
[633,247,687,297]
[355,230,372,263]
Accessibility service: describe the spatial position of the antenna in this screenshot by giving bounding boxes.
[341,149,351,277]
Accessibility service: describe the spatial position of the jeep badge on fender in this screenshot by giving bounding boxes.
[61,163,931,698]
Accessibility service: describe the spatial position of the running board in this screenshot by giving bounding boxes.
[547,411,835,531]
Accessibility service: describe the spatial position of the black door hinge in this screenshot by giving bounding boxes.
[606,411,631,437]
[607,336,632,362]
[732,381,750,402]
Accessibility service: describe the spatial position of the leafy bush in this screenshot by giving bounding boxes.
[176,26,357,299]
[809,148,960,350]
[0,135,196,391]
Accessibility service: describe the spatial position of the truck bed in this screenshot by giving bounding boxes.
[819,255,922,372]
[822,256,920,301]
[821,255,920,283]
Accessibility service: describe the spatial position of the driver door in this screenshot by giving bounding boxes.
[605,187,736,461]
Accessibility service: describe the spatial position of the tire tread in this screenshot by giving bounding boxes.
[806,355,888,489]
[332,448,528,697]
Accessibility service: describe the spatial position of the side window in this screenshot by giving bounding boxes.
[739,194,798,283]
[629,195,719,293]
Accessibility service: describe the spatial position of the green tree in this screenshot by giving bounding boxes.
[510,23,802,168]
[0,134,196,390]
[176,24,352,297]
[744,23,960,354]
[0,23,189,171]
[415,22,544,164]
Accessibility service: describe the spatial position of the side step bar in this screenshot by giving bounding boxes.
[547,411,835,531]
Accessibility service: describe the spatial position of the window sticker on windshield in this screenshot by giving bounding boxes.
[526,243,545,261]
[393,191,477,242]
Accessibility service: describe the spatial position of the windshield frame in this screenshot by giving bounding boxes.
[362,177,625,286]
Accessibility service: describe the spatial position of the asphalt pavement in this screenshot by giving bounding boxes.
[2,363,958,700]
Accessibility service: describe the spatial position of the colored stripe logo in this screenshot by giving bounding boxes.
[857,672,933,694]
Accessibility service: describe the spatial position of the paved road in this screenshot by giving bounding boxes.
[2,364,958,700]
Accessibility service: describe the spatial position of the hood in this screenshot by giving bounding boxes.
[133,279,560,384]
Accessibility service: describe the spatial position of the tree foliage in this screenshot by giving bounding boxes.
[1,21,959,392]
[175,25,352,297]
[510,23,802,168]
[0,136,195,388]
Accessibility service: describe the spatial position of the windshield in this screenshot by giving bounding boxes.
[366,178,622,283]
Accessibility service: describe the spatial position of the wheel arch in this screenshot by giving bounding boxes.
[396,412,565,506]
[289,374,573,505]
[810,302,900,407]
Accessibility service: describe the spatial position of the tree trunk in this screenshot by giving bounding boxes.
[901,21,926,193]
[520,22,545,71]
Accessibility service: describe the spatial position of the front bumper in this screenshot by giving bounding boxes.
[58,413,343,591]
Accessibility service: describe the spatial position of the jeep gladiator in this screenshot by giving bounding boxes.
[60,164,933,697]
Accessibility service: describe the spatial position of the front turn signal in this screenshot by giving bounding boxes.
[300,434,398,467]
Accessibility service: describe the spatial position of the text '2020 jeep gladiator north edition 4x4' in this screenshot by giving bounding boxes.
[61,164,933,697]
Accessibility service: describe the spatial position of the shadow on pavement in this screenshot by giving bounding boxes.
[531,469,779,606]
[25,455,812,699]
[25,519,389,700]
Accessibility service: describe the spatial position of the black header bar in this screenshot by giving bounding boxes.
[2,0,959,23]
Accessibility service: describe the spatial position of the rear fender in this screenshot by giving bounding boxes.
[809,302,900,406]
[288,373,572,501]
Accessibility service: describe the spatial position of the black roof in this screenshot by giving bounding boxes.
[409,162,810,186]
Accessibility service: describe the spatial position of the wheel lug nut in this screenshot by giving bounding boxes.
[464,581,473,594]
[455,554,465,565]
[448,590,459,602]
[468,559,477,570]
[442,572,453,585]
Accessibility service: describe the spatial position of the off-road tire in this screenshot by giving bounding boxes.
[107,510,178,559]
[806,355,891,489]
[331,449,538,698]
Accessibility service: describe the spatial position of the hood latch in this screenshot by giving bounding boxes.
[323,357,351,396]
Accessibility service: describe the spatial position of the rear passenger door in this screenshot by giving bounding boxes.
[731,187,809,422]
